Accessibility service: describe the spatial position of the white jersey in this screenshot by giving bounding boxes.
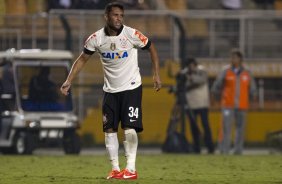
[84,25,149,93]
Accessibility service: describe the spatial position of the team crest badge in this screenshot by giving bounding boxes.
[110,43,116,51]
[120,38,128,48]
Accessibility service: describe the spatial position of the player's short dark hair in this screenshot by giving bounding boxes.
[231,48,243,61]
[105,2,124,15]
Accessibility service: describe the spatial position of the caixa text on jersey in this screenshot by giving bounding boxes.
[102,51,128,59]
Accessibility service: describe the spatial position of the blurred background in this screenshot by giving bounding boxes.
[0,0,282,151]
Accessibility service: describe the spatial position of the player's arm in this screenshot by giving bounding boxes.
[147,42,162,91]
[60,52,92,95]
[132,28,161,91]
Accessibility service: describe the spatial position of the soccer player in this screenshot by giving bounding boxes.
[60,2,161,180]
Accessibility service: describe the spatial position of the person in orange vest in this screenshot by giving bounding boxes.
[211,49,257,155]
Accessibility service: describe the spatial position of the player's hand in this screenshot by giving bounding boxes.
[153,74,162,91]
[60,80,71,96]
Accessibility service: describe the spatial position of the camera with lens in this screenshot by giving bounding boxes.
[168,71,187,95]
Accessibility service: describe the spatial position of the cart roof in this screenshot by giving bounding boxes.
[0,49,73,60]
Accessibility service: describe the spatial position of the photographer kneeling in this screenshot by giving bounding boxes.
[181,57,214,154]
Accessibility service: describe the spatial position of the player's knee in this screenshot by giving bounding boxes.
[124,129,138,143]
[124,128,136,134]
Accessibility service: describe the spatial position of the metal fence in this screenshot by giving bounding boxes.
[2,10,282,58]
[47,9,282,59]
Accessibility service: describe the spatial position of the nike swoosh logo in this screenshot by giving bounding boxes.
[130,119,137,122]
[123,174,136,179]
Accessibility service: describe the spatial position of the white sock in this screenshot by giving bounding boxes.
[105,132,120,171]
[124,129,138,172]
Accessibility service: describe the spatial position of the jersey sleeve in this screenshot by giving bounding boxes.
[83,33,97,55]
[129,28,150,49]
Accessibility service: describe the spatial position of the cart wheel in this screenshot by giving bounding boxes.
[63,130,81,154]
[13,132,35,155]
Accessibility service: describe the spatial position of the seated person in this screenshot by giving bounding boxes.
[0,60,16,111]
[28,67,58,103]
[2,61,15,95]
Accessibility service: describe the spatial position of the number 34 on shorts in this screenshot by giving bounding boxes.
[128,107,139,122]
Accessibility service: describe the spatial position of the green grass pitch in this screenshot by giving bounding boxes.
[0,154,281,184]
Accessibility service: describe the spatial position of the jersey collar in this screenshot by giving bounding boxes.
[104,25,124,36]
